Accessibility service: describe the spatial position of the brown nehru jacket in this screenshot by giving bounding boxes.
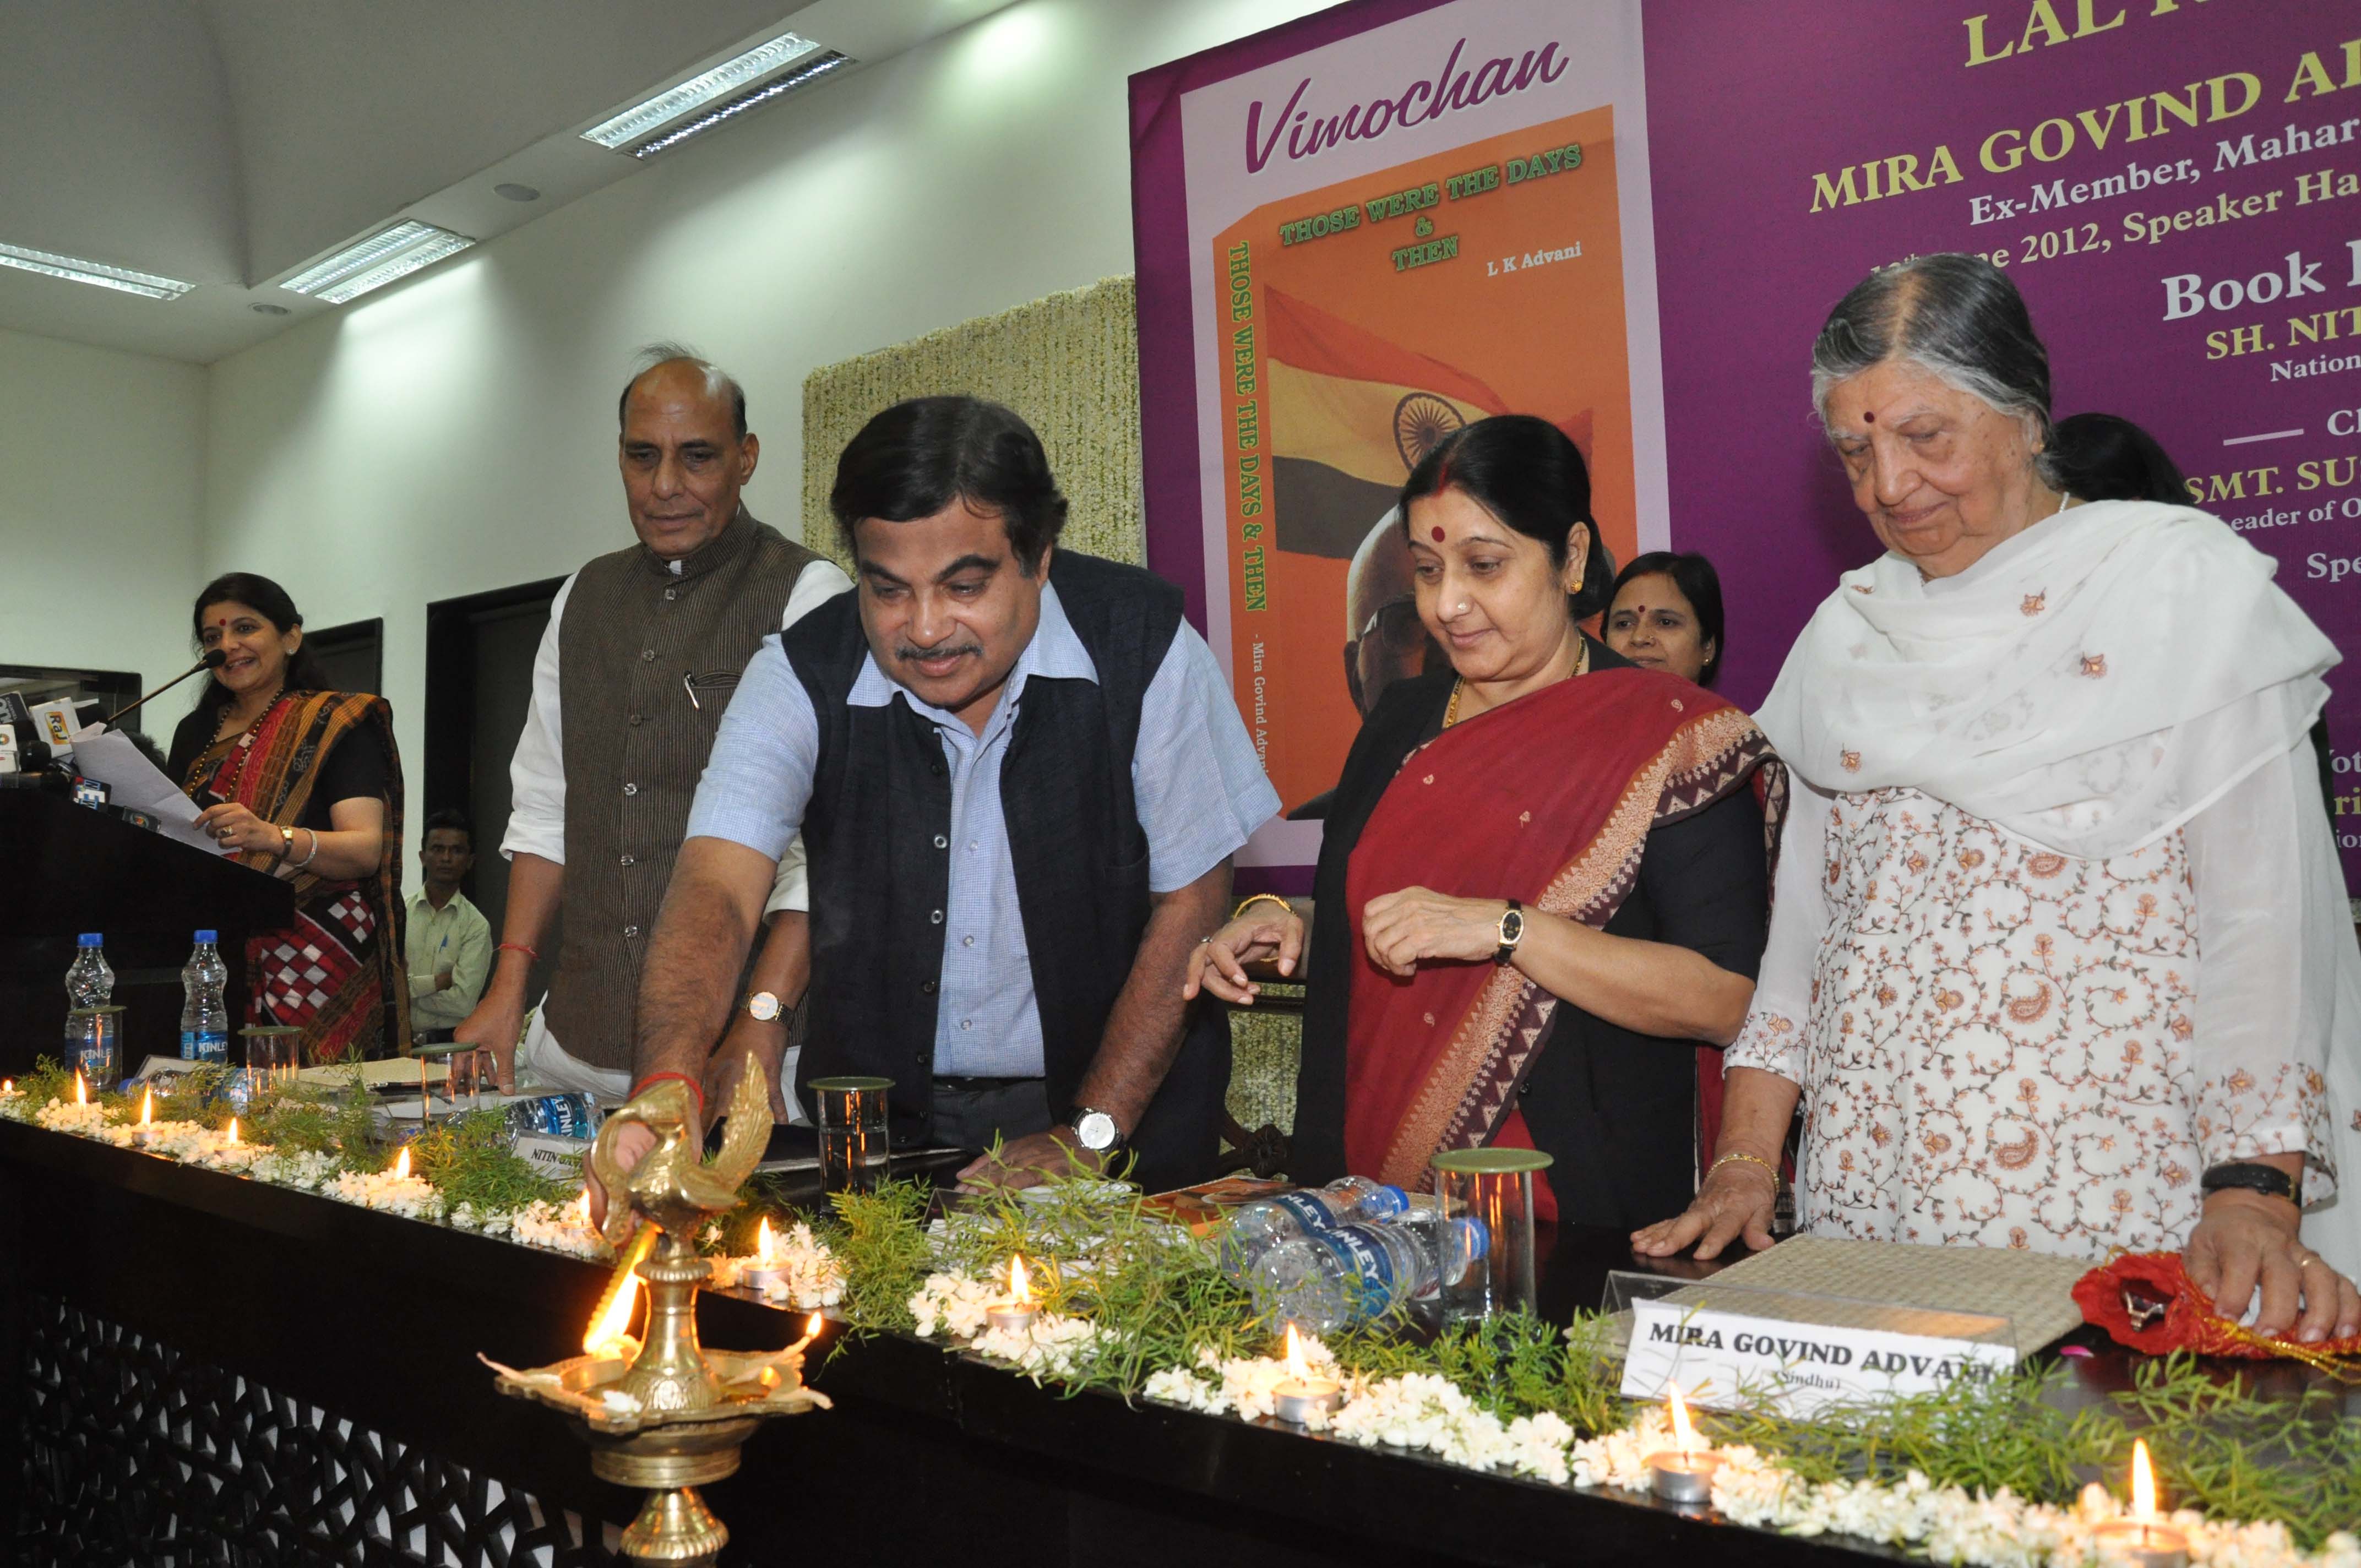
[544,509,819,1071]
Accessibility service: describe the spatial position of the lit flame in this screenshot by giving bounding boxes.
[1666,1380,1701,1458]
[1283,1321,1310,1382]
[139,1087,153,1126]
[393,1145,411,1180]
[757,1216,775,1265]
[573,1188,591,1226]
[74,1070,87,1105]
[585,1272,641,1357]
[3,1079,13,1095]
[2130,1438,2158,1523]
[806,1313,824,1341]
[1007,1254,1031,1304]
[226,1118,240,1146]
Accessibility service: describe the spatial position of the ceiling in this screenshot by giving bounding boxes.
[0,0,1007,364]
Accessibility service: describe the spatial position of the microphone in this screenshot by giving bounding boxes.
[104,648,228,727]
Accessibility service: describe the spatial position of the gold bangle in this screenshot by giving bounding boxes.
[1709,1151,1780,1185]
[1232,892,1293,922]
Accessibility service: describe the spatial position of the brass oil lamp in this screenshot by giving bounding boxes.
[487,1061,827,1562]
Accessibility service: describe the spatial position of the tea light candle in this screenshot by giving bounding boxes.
[1269,1323,1343,1425]
[2093,1441,2189,1568]
[984,1254,1040,1335]
[741,1216,786,1294]
[133,1086,158,1147]
[1645,1381,1722,1505]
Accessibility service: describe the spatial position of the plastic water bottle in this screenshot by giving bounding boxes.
[506,1093,601,1142]
[1248,1216,1488,1333]
[1217,1177,1411,1281]
[179,930,230,1063]
[64,934,115,1079]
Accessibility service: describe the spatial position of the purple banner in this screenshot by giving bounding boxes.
[1645,0,2361,881]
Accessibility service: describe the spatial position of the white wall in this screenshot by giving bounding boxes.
[0,326,206,727]
[200,0,1334,857]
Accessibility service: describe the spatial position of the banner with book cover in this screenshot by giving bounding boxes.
[1133,0,2361,886]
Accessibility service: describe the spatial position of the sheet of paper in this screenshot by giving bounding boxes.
[67,726,231,857]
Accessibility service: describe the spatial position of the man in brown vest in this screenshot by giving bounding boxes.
[456,346,849,1110]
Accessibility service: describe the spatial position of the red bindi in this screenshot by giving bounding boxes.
[1862,410,1875,423]
[1430,525,1446,542]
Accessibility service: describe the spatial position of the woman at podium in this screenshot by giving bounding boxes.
[164,573,407,1062]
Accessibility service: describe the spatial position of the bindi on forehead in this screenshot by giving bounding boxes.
[1430,525,1446,542]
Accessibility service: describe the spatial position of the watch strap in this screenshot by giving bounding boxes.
[2199,1161,2298,1203]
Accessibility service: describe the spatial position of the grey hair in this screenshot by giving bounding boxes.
[617,341,748,440]
[1809,254,2063,488]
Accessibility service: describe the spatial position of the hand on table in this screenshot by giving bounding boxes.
[454,989,525,1095]
[1361,886,1508,978]
[705,1016,791,1125]
[1183,906,1306,1004]
[1630,1159,1778,1261]
[955,1129,1107,1196]
[2185,1190,2361,1343]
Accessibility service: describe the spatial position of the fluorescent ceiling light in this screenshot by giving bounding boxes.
[0,242,192,301]
[630,52,852,159]
[281,221,474,305]
[583,31,824,150]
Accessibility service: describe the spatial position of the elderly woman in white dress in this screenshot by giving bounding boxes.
[1635,253,2361,1346]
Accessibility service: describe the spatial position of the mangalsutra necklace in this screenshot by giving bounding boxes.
[1443,642,1587,729]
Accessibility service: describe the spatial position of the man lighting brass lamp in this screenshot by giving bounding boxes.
[607,396,1277,1199]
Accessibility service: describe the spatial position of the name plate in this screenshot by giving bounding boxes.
[513,1135,589,1182]
[1619,1298,2017,1416]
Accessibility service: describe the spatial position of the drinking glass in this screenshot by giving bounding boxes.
[810,1076,893,1195]
[1432,1147,1551,1322]
[240,1025,302,1101]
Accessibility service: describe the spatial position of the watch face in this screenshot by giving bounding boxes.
[1075,1110,1118,1151]
[1500,909,1524,944]
[745,991,782,1022]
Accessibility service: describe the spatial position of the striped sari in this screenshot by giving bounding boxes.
[183,691,406,1061]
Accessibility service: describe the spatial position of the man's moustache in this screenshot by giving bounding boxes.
[898,643,981,663]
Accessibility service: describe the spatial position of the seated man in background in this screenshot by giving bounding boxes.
[614,396,1277,1196]
[405,809,492,1044]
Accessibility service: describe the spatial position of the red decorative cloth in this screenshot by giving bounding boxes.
[2072,1250,2361,1369]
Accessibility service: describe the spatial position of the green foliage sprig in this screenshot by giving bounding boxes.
[407,1109,573,1214]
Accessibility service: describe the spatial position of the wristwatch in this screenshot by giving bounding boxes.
[742,990,784,1023]
[2199,1161,2298,1204]
[1069,1106,1127,1158]
[1493,898,1525,965]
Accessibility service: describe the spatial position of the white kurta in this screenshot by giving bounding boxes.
[1728,755,2341,1264]
[1739,498,2358,1276]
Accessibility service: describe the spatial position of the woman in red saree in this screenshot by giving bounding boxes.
[1187,417,1783,1227]
[166,573,407,1063]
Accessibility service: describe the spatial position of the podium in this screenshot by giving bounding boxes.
[0,786,293,1080]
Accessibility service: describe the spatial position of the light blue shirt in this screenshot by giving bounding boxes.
[686,583,1278,1076]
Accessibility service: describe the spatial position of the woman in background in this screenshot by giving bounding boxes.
[1603,551,1724,687]
[167,573,406,1061]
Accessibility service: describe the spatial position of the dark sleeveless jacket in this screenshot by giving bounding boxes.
[781,550,1230,1188]
[546,511,820,1070]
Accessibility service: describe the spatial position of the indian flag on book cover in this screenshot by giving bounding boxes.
[1263,286,1506,560]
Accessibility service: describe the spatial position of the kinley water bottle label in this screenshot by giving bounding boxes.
[1306,1224,1400,1316]
[180,1030,229,1063]
[1270,1191,1341,1230]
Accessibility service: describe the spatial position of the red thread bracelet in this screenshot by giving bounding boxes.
[633,1071,705,1117]
[497,942,539,961]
